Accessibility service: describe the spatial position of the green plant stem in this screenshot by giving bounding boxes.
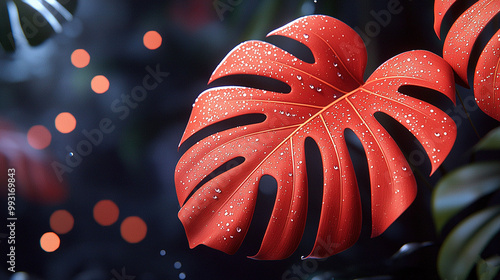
[456,88,480,139]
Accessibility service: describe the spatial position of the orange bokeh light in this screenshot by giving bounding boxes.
[40,232,60,252]
[91,75,110,94]
[71,49,90,68]
[143,31,162,50]
[50,210,74,234]
[27,125,51,149]
[120,216,147,243]
[93,200,120,226]
[55,112,76,134]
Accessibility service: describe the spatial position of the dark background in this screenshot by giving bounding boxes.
[0,0,499,279]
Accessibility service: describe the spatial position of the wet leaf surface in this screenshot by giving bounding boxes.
[176,15,457,260]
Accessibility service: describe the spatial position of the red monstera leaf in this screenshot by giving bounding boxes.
[434,0,500,121]
[176,15,457,260]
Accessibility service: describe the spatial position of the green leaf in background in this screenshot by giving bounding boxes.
[0,0,78,52]
[477,256,500,280]
[438,206,500,280]
[0,1,14,51]
[432,162,500,232]
[475,126,500,151]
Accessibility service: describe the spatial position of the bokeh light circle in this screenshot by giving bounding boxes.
[143,31,162,50]
[27,125,52,149]
[71,49,90,68]
[55,112,76,134]
[91,75,110,94]
[40,232,60,252]
[120,216,147,243]
[174,261,182,269]
[50,210,74,234]
[93,200,119,226]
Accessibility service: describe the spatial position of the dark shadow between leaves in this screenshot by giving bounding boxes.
[183,156,246,205]
[266,34,315,64]
[241,174,277,256]
[209,74,292,94]
[179,113,267,154]
[344,128,372,238]
[398,85,455,114]
[374,112,432,177]
[435,0,477,42]
[297,137,324,253]
[207,35,314,96]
